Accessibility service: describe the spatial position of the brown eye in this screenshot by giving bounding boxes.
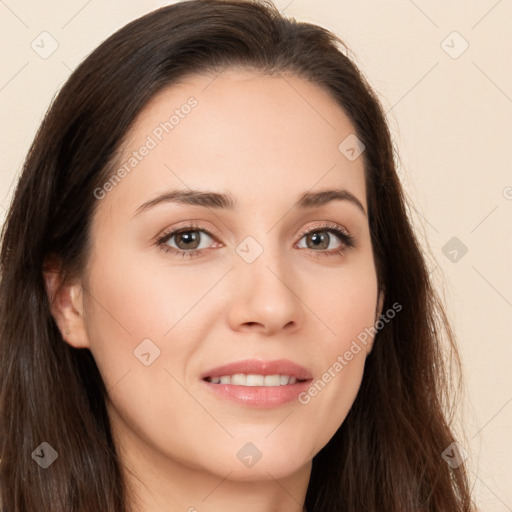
[173,230,202,250]
[297,225,353,253]
[303,231,332,250]
[156,223,219,259]
[162,229,214,251]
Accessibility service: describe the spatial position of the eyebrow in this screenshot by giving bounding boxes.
[132,187,367,218]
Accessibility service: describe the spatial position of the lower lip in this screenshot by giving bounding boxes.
[201,379,311,408]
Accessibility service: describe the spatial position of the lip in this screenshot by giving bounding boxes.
[200,359,313,408]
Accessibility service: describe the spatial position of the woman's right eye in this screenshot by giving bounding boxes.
[156,226,218,258]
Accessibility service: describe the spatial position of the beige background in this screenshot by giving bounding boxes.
[1,0,511,509]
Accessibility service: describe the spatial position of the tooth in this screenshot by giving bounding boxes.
[231,373,246,385]
[212,374,299,386]
[264,374,282,386]
[246,374,264,386]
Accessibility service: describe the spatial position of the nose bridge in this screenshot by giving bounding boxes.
[235,229,286,285]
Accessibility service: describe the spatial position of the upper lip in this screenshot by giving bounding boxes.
[201,359,313,381]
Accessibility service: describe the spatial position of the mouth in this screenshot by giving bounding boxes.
[200,359,313,408]
[204,373,307,386]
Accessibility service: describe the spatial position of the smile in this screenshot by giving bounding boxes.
[204,373,304,386]
[201,359,313,408]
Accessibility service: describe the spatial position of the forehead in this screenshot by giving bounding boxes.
[97,68,367,221]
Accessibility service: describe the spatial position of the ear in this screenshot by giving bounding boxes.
[43,256,90,349]
[367,288,385,356]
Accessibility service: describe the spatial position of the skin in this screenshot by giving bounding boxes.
[45,68,383,512]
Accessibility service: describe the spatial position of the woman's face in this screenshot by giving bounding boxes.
[69,68,381,484]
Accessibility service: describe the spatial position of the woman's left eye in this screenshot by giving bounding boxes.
[296,225,354,256]
[156,223,354,259]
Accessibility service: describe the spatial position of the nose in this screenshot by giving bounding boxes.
[226,244,304,336]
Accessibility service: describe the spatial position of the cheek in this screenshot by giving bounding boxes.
[296,258,378,449]
[313,254,379,351]
[84,233,211,337]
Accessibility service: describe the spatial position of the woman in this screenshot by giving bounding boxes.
[0,0,475,510]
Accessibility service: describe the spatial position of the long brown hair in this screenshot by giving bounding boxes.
[0,1,475,510]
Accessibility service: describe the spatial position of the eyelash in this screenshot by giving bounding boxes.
[155,221,355,259]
